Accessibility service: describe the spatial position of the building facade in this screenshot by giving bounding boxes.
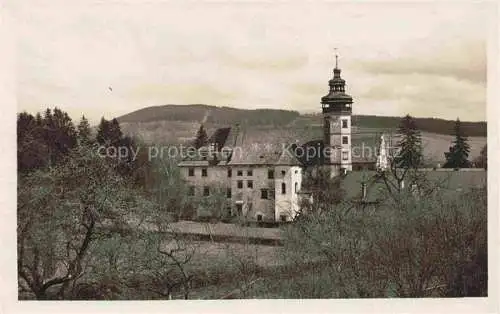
[178,55,376,222]
[178,143,303,223]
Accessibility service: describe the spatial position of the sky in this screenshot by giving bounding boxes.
[12,0,492,123]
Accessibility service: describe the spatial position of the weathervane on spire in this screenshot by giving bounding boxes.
[334,48,339,69]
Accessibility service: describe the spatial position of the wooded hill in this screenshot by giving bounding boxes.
[118,104,486,137]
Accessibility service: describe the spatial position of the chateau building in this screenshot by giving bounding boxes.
[178,55,379,222]
[178,55,486,222]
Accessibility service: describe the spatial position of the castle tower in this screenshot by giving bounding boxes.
[321,51,353,176]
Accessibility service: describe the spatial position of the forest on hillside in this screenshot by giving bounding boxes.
[118,105,486,137]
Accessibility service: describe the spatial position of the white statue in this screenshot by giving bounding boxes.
[376,134,389,172]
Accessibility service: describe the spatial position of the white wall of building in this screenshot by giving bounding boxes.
[180,164,303,222]
[274,165,302,222]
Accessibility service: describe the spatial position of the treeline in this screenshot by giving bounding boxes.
[118,104,300,127]
[118,104,486,137]
[17,108,156,186]
[301,113,486,137]
[352,115,487,137]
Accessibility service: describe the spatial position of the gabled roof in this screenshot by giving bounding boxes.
[178,125,396,168]
[178,125,303,167]
[227,143,284,165]
[276,148,302,166]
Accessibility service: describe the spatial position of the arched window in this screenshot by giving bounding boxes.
[281,182,286,195]
[295,182,298,193]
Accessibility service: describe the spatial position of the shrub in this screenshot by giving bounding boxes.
[281,185,487,298]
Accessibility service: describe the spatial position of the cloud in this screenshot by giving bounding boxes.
[359,73,485,120]
[126,83,239,105]
[290,83,325,96]
[353,40,486,85]
[219,51,309,73]
[14,1,491,123]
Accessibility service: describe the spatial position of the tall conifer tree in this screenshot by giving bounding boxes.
[77,115,92,145]
[394,114,423,169]
[194,124,208,149]
[444,118,471,169]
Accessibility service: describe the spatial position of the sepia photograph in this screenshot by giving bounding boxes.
[6,0,498,309]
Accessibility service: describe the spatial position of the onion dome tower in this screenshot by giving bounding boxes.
[321,50,353,176]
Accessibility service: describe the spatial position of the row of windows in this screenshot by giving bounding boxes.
[190,182,300,198]
[326,118,350,129]
[188,168,207,177]
[235,181,299,194]
[188,186,211,196]
[188,168,299,178]
[230,169,274,179]
[236,180,253,189]
[229,169,253,177]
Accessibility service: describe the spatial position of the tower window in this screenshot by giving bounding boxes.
[247,180,253,189]
[295,182,298,193]
[226,188,232,198]
[188,168,195,176]
[247,169,253,176]
[342,119,348,128]
[203,186,210,196]
[228,169,232,177]
[237,180,243,189]
[268,169,274,179]
[237,170,243,176]
[342,151,349,161]
[281,182,286,195]
[257,214,263,222]
[342,136,349,144]
[201,168,208,177]
[188,186,195,196]
[281,170,286,176]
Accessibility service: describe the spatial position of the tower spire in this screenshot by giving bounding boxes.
[334,48,339,69]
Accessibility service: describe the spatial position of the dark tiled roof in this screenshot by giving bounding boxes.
[217,124,303,166]
[227,143,284,165]
[179,126,397,168]
[321,92,353,103]
[276,147,302,166]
